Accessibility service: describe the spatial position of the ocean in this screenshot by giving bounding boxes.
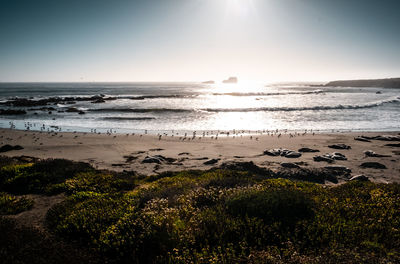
[0,82,399,134]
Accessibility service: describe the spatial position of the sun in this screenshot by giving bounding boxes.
[225,0,255,17]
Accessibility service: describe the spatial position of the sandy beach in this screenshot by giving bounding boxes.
[1,128,399,184]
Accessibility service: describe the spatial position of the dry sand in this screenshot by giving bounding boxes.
[1,128,399,184]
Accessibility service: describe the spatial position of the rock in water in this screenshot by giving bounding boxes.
[92,99,106,103]
[360,162,387,169]
[66,107,80,112]
[0,109,27,115]
[222,76,238,84]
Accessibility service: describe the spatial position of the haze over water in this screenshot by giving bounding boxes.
[1,82,399,133]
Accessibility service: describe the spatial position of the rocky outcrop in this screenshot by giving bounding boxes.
[222,77,238,84]
[0,109,26,115]
[66,107,80,113]
[1,95,115,107]
[92,99,106,103]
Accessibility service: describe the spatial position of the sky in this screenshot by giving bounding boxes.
[0,0,400,83]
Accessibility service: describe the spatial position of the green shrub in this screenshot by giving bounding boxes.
[0,192,34,215]
[226,189,315,225]
[47,174,400,263]
[46,193,133,244]
[65,172,134,194]
[0,156,23,169]
[0,217,100,264]
[0,156,396,263]
[0,159,94,194]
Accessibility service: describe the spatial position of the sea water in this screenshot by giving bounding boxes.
[0,82,399,134]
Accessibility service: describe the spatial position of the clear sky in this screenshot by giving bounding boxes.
[0,0,399,83]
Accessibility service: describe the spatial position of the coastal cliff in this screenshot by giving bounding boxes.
[325,78,400,88]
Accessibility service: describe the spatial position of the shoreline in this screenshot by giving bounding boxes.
[1,123,400,136]
[1,128,399,184]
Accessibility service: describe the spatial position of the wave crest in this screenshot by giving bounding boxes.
[212,90,324,96]
[203,97,400,112]
[88,97,399,114]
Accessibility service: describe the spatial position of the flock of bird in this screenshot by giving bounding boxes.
[7,121,318,142]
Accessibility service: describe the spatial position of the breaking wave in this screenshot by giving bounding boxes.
[102,117,156,121]
[90,108,192,113]
[212,90,325,96]
[203,97,400,112]
[89,97,400,114]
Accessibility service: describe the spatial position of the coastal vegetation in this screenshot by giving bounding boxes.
[0,156,399,263]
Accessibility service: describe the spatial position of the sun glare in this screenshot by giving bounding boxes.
[225,0,254,17]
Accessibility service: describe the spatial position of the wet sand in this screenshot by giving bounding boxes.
[1,128,399,184]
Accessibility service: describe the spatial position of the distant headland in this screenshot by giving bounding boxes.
[325,77,400,88]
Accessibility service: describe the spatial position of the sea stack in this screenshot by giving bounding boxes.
[222,77,238,84]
